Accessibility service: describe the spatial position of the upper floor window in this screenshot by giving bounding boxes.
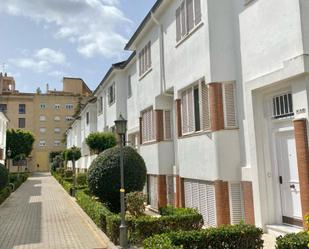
[176,0,202,42]
[65,116,74,121]
[139,42,151,77]
[40,103,46,109]
[142,108,155,143]
[40,115,46,122]
[0,104,7,113]
[128,75,132,98]
[164,110,172,140]
[272,93,294,119]
[98,96,103,113]
[86,112,90,125]
[19,104,26,114]
[108,83,115,106]
[40,127,46,133]
[54,104,60,109]
[65,104,74,110]
[54,116,61,121]
[54,140,61,147]
[39,140,46,147]
[18,118,26,128]
[54,128,61,133]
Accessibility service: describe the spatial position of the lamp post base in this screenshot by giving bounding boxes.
[119,224,128,249]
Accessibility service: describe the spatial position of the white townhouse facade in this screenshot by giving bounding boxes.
[0,111,8,165]
[66,0,309,232]
[239,0,309,230]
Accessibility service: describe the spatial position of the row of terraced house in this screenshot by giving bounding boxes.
[66,0,309,233]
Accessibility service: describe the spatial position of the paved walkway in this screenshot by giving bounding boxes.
[0,173,108,249]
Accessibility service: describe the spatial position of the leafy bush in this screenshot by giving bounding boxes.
[49,151,63,162]
[106,210,203,244]
[0,163,9,190]
[144,234,183,249]
[77,173,87,186]
[76,189,112,232]
[86,132,117,154]
[64,169,73,178]
[126,191,146,217]
[56,167,65,176]
[143,224,264,249]
[9,173,29,190]
[0,186,11,205]
[88,146,147,212]
[276,232,309,249]
[159,205,198,216]
[64,146,81,161]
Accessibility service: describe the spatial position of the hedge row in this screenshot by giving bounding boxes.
[276,232,309,249]
[143,224,264,249]
[75,189,112,232]
[0,173,29,205]
[106,209,203,245]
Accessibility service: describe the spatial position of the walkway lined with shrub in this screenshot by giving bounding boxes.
[0,172,108,249]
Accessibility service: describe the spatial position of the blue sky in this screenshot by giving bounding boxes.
[0,0,156,92]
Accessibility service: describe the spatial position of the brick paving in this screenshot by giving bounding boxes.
[0,173,108,249]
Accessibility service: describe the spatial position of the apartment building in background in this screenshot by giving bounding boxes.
[0,73,92,172]
[66,0,309,234]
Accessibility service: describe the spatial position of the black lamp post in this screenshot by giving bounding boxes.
[7,148,11,171]
[114,114,128,249]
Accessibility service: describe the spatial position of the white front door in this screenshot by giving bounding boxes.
[275,130,302,222]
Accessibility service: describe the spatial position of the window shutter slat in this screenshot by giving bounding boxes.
[139,52,142,76]
[187,88,194,132]
[194,0,202,25]
[186,0,194,32]
[148,42,152,68]
[223,83,237,128]
[181,91,188,134]
[164,110,172,140]
[201,82,210,130]
[229,183,244,224]
[206,184,217,227]
[181,2,187,36]
[176,7,181,42]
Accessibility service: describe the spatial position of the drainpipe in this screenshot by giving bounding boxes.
[151,12,166,94]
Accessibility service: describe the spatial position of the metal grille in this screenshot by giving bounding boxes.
[272,93,294,119]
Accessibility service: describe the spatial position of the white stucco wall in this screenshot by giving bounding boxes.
[0,112,8,165]
[240,0,304,82]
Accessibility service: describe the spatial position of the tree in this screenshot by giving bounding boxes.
[64,146,81,161]
[6,129,35,160]
[88,146,147,212]
[0,163,8,190]
[86,132,117,154]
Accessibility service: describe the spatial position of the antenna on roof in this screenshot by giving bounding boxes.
[1,63,7,73]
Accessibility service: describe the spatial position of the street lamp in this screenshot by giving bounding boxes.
[7,148,11,171]
[114,114,127,249]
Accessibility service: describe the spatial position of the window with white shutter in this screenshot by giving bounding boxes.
[176,0,202,42]
[142,108,155,143]
[223,82,237,128]
[164,110,172,140]
[139,42,152,76]
[181,80,208,135]
[229,182,244,224]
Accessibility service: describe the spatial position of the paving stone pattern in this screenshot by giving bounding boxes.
[0,173,107,249]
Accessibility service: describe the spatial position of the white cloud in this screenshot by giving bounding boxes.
[9,48,67,74]
[0,0,132,58]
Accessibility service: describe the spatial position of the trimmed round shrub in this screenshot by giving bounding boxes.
[276,232,309,249]
[86,132,117,154]
[88,146,147,212]
[0,163,9,190]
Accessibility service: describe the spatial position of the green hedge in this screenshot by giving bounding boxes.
[106,209,203,245]
[9,173,29,190]
[0,187,11,205]
[75,189,112,232]
[159,205,198,216]
[144,224,264,249]
[276,232,309,249]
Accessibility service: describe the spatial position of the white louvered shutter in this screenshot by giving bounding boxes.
[194,0,202,25]
[149,176,158,209]
[186,0,194,32]
[201,82,210,131]
[206,184,217,227]
[144,46,148,70]
[176,7,181,42]
[198,182,208,225]
[184,180,192,207]
[181,2,187,36]
[187,88,194,132]
[181,91,188,134]
[139,52,142,76]
[166,176,174,206]
[148,42,152,68]
[223,82,237,128]
[164,110,172,140]
[191,181,199,209]
[229,183,244,224]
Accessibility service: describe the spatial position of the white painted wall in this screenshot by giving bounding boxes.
[0,112,8,165]
[239,0,304,82]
